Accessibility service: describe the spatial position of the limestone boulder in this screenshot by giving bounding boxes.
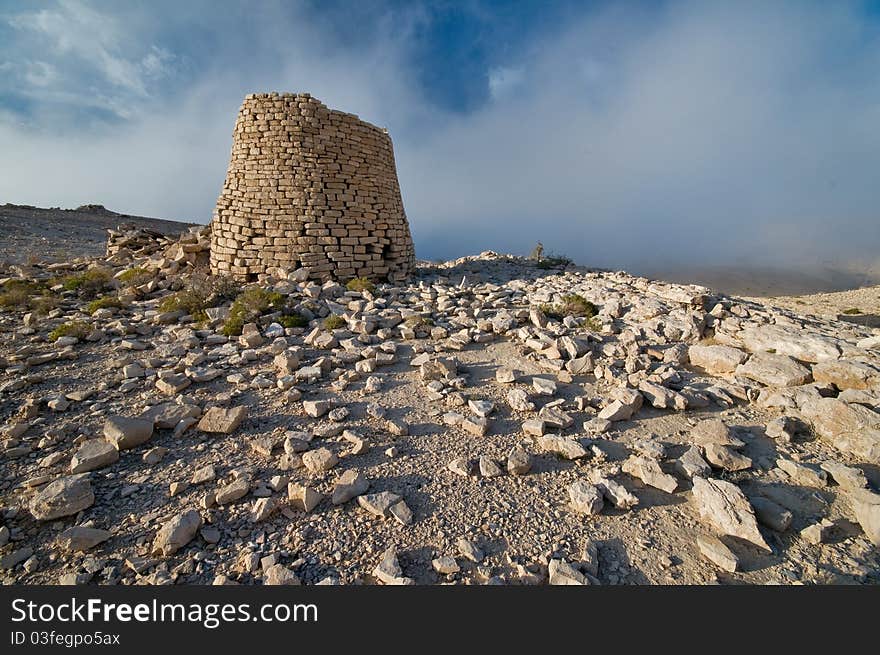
[691,477,770,552]
[800,398,880,462]
[735,353,812,387]
[688,344,748,374]
[30,475,94,521]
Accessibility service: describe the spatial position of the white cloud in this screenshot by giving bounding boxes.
[487,66,524,99]
[22,61,58,87]
[6,0,174,115]
[141,46,173,78]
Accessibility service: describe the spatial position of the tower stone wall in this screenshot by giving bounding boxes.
[210,92,415,282]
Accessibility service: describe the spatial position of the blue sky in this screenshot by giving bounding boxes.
[1,0,879,274]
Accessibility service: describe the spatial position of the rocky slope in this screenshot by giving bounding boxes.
[0,203,196,265]
[0,230,878,585]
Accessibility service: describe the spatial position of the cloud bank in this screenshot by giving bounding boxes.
[1,0,879,277]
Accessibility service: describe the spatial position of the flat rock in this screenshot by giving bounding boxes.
[536,435,587,459]
[197,406,248,434]
[522,418,546,436]
[737,325,840,363]
[70,440,119,473]
[532,377,557,396]
[697,535,739,572]
[331,470,369,504]
[461,415,489,436]
[592,476,639,510]
[156,373,191,394]
[800,398,880,461]
[384,499,412,525]
[507,388,535,412]
[691,419,744,448]
[801,519,835,544]
[749,496,793,532]
[373,547,414,585]
[622,456,678,493]
[103,416,153,450]
[548,559,588,585]
[264,564,301,585]
[57,526,112,552]
[812,360,880,390]
[495,367,518,383]
[638,381,687,411]
[776,458,827,487]
[506,446,533,475]
[152,509,202,556]
[568,481,604,515]
[140,402,200,429]
[479,456,503,477]
[288,483,324,512]
[820,460,868,491]
[538,405,574,429]
[215,478,250,504]
[598,391,643,422]
[676,446,712,479]
[704,444,752,472]
[765,416,798,441]
[735,353,812,387]
[358,491,403,517]
[448,457,472,476]
[849,488,880,546]
[143,446,168,465]
[1,547,34,570]
[30,474,94,521]
[191,464,216,485]
[251,497,279,522]
[302,447,338,473]
[688,344,748,374]
[303,400,331,417]
[691,477,771,552]
[432,556,460,575]
[457,537,484,563]
[468,399,494,418]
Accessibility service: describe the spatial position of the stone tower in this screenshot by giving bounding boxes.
[210,92,415,282]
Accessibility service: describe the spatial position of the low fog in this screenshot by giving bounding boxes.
[1,0,879,287]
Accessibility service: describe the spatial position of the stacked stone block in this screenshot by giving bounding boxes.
[210,92,415,282]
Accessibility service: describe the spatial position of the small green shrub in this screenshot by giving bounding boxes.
[158,290,208,321]
[221,316,245,337]
[158,273,241,323]
[346,277,376,293]
[842,308,863,315]
[118,267,153,286]
[322,314,346,330]
[0,280,48,310]
[59,267,112,297]
[279,313,309,329]
[30,295,60,316]
[221,288,286,336]
[540,294,597,320]
[536,253,572,269]
[49,320,90,342]
[86,295,123,315]
[201,274,241,303]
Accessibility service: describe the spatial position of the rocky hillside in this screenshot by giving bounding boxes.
[0,230,878,585]
[0,203,197,265]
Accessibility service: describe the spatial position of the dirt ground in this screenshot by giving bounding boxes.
[748,285,880,327]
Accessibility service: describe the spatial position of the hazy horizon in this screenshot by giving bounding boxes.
[1,1,879,278]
